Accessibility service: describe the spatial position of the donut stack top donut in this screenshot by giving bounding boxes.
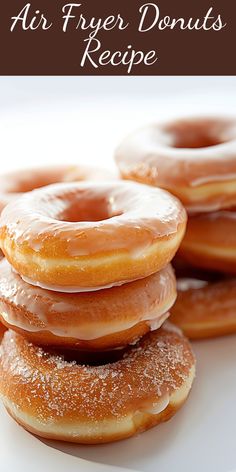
[0,180,186,291]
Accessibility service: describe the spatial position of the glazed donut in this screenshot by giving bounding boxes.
[0,259,176,350]
[0,165,116,213]
[170,276,236,339]
[178,211,236,274]
[0,323,6,341]
[0,166,74,213]
[0,324,195,444]
[64,165,118,182]
[115,117,236,213]
[0,181,186,291]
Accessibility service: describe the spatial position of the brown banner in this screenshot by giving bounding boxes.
[0,0,235,75]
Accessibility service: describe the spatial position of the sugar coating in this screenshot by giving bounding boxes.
[0,323,195,426]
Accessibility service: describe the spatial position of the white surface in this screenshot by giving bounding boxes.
[0,77,236,472]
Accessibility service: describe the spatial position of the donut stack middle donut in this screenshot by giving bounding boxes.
[0,181,196,444]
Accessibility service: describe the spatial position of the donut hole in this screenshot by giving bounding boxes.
[164,119,236,149]
[49,346,129,366]
[57,193,122,223]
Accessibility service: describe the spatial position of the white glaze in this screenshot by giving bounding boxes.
[20,273,128,293]
[147,312,170,331]
[143,395,170,415]
[0,302,172,340]
[177,278,208,292]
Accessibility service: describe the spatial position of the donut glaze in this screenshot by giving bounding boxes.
[115,117,236,213]
[170,277,236,339]
[178,211,236,274]
[0,322,6,341]
[0,181,186,290]
[0,324,195,444]
[0,259,176,350]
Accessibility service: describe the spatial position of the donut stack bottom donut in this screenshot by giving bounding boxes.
[115,116,236,338]
[0,325,196,444]
[0,251,5,337]
[0,180,195,443]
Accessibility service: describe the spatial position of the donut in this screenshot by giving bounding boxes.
[170,276,236,339]
[0,323,6,341]
[0,165,116,213]
[178,211,236,274]
[0,324,196,444]
[0,259,176,350]
[0,181,186,291]
[0,252,5,339]
[115,116,236,213]
[0,166,74,213]
[64,165,118,182]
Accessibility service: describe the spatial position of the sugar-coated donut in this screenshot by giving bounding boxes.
[0,252,5,339]
[0,181,186,291]
[0,165,116,213]
[0,259,176,350]
[170,277,236,339]
[178,211,236,274]
[115,117,236,213]
[0,324,195,444]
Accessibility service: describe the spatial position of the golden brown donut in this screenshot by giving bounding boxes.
[0,259,176,350]
[0,251,5,339]
[0,166,74,213]
[0,324,195,444]
[115,116,236,213]
[178,210,236,274]
[0,165,116,213]
[0,323,6,341]
[0,181,186,291]
[170,276,236,339]
[64,165,118,182]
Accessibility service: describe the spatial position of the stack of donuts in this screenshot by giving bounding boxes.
[0,172,196,443]
[0,164,115,339]
[115,116,236,339]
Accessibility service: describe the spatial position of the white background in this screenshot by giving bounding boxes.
[0,76,236,472]
[1,76,236,172]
